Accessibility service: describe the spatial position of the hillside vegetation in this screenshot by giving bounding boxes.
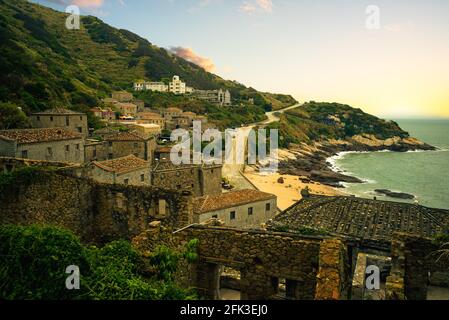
[0,0,296,124]
[268,102,410,147]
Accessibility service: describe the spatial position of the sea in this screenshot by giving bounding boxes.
[329,119,449,210]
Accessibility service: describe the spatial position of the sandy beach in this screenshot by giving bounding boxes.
[244,169,342,211]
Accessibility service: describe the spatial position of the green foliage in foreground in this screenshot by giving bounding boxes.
[0,225,199,300]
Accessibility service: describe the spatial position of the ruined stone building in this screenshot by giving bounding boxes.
[1,158,448,301]
[30,108,88,138]
[151,161,222,197]
[269,195,449,251]
[88,155,150,186]
[0,128,85,163]
[193,189,277,229]
[103,131,156,162]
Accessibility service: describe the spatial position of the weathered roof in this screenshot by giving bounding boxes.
[194,190,276,214]
[104,131,148,142]
[0,128,82,144]
[32,108,85,116]
[165,107,183,113]
[269,195,449,249]
[137,112,163,119]
[93,155,149,174]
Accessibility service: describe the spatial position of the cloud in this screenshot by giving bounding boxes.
[44,0,107,8]
[71,0,104,7]
[169,47,216,72]
[240,0,273,14]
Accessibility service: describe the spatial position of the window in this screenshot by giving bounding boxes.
[80,116,83,121]
[124,179,129,185]
[230,211,236,220]
[47,147,53,155]
[248,207,253,216]
[77,127,82,133]
[108,141,113,147]
[65,145,70,152]
[108,153,113,159]
[76,144,80,151]
[37,116,40,121]
[66,116,70,126]
[21,150,28,159]
[266,203,271,212]
[140,174,145,182]
[50,116,53,122]
[212,215,218,219]
[93,148,97,157]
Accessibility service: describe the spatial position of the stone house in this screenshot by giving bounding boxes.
[103,131,156,162]
[136,112,166,128]
[30,108,88,138]
[163,107,183,120]
[84,139,107,162]
[89,155,150,186]
[114,102,138,117]
[90,107,116,121]
[193,189,278,229]
[0,128,85,163]
[151,162,222,197]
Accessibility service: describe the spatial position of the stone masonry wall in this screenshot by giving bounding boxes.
[0,170,193,244]
[133,225,349,300]
[386,233,449,300]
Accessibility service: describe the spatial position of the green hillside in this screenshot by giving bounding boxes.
[0,0,296,120]
[267,102,410,147]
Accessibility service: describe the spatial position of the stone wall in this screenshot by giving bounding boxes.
[386,233,449,300]
[133,225,349,300]
[315,240,350,300]
[0,139,85,164]
[0,170,193,244]
[31,114,88,138]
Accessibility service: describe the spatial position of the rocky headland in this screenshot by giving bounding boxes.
[278,134,436,188]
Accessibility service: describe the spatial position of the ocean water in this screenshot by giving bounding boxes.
[331,119,449,210]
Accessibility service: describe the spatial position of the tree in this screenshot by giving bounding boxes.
[0,102,30,130]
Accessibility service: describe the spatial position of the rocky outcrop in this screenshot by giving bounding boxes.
[375,189,415,200]
[279,135,435,187]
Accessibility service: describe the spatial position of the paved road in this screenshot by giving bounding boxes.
[222,103,301,190]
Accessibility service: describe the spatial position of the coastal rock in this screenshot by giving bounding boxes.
[278,135,435,187]
[375,189,415,200]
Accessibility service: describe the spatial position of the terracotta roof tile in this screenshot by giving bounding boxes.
[104,131,148,141]
[194,190,276,214]
[0,128,82,144]
[93,155,149,174]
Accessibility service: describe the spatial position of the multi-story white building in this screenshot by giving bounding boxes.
[133,81,145,91]
[146,82,169,92]
[169,75,186,95]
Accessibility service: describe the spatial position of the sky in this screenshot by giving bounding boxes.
[33,0,449,118]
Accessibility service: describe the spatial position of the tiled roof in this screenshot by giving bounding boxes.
[165,107,183,113]
[269,196,449,249]
[152,161,198,171]
[104,131,148,141]
[0,128,82,144]
[93,155,149,173]
[194,190,276,214]
[32,108,85,115]
[183,112,197,116]
[138,112,163,119]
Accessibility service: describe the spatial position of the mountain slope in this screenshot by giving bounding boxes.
[267,102,430,148]
[0,0,296,115]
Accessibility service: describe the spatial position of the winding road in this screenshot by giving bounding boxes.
[222,103,301,190]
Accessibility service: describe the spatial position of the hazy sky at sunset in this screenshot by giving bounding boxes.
[34,0,449,118]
